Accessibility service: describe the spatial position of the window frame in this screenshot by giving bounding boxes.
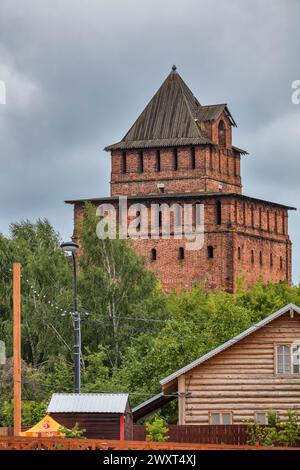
[209,411,233,425]
[274,343,300,375]
[254,412,267,425]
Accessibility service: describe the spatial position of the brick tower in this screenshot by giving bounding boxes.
[67,67,295,292]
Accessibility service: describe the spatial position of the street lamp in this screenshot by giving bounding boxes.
[60,241,81,393]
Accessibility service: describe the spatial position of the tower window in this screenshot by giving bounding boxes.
[259,251,263,266]
[234,200,238,223]
[270,253,273,268]
[218,120,226,148]
[121,151,127,174]
[158,211,162,229]
[179,247,185,260]
[282,212,285,234]
[267,210,270,231]
[251,205,255,227]
[274,211,278,233]
[238,247,241,260]
[216,200,222,225]
[136,210,141,232]
[173,148,178,171]
[208,245,214,259]
[280,256,283,270]
[151,248,157,261]
[138,151,144,173]
[156,149,161,172]
[251,250,254,264]
[243,203,246,225]
[191,146,196,169]
[259,207,262,228]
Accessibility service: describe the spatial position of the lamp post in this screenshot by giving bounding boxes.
[60,241,81,393]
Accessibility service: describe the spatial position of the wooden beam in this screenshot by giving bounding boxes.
[13,263,21,437]
[178,375,186,425]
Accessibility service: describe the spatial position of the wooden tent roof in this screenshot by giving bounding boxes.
[105,67,236,151]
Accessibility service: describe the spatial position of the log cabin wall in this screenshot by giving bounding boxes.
[179,311,300,424]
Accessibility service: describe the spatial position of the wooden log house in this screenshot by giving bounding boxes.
[158,303,300,425]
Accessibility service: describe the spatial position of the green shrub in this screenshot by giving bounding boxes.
[58,423,86,438]
[145,417,169,442]
[247,410,300,447]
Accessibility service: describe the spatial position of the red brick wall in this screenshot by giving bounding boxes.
[110,144,242,197]
[72,196,291,293]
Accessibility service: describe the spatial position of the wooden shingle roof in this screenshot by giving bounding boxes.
[105,67,236,151]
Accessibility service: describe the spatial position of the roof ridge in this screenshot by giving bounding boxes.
[200,103,227,107]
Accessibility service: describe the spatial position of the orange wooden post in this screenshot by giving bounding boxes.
[13,263,21,437]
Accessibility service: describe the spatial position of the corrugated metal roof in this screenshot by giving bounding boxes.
[132,392,176,422]
[160,303,300,387]
[47,393,129,414]
[105,69,235,151]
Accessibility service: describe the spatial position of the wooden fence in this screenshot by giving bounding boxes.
[0,427,11,437]
[1,436,299,451]
[134,424,254,445]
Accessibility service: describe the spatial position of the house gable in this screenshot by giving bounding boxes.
[160,303,300,425]
[160,303,300,389]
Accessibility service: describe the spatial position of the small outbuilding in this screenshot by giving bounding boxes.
[47,393,132,440]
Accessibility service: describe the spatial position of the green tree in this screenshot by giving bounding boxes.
[0,399,47,426]
[113,286,254,407]
[0,219,73,367]
[77,202,166,368]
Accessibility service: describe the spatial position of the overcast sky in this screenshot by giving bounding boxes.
[0,0,299,282]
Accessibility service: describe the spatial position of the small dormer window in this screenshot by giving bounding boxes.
[218,120,226,148]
